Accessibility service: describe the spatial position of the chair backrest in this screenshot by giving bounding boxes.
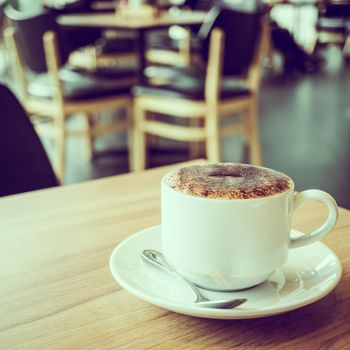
[4,4,69,73]
[184,0,216,10]
[198,1,262,77]
[319,1,350,18]
[0,84,58,196]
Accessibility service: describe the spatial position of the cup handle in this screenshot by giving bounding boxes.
[290,189,338,249]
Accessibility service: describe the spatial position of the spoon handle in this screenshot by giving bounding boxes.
[142,249,209,303]
[142,249,177,273]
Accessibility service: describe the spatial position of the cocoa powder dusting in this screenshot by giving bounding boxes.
[164,163,292,199]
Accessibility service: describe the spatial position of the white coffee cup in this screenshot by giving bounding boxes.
[161,164,338,291]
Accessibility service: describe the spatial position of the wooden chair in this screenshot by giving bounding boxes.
[131,4,267,171]
[316,1,350,48]
[4,7,136,182]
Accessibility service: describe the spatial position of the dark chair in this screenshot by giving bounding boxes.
[316,1,350,47]
[4,5,136,182]
[131,3,267,170]
[43,0,104,54]
[0,84,58,196]
[43,0,94,14]
[146,0,216,66]
[271,20,323,72]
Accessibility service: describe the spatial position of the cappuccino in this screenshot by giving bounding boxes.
[162,163,338,290]
[164,163,292,200]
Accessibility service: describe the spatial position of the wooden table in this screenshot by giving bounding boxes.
[1,160,350,349]
[58,11,206,82]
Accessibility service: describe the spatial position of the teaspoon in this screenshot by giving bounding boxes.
[142,249,247,309]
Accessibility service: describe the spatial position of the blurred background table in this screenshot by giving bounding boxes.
[0,160,349,349]
[58,11,206,82]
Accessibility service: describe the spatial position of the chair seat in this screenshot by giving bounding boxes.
[80,65,137,80]
[133,66,250,101]
[144,65,205,81]
[28,67,136,101]
[316,18,347,33]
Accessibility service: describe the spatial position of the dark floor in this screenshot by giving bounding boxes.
[60,47,350,209]
[258,49,350,209]
[1,46,349,208]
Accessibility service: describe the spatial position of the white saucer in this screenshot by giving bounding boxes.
[109,225,342,319]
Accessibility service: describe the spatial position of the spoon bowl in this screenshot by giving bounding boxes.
[142,249,247,309]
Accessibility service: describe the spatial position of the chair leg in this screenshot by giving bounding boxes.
[189,118,204,159]
[125,101,134,172]
[53,115,66,183]
[147,112,158,149]
[246,98,262,166]
[83,112,96,161]
[131,101,147,171]
[205,106,221,163]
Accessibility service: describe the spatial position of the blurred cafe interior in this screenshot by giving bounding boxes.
[0,0,349,208]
